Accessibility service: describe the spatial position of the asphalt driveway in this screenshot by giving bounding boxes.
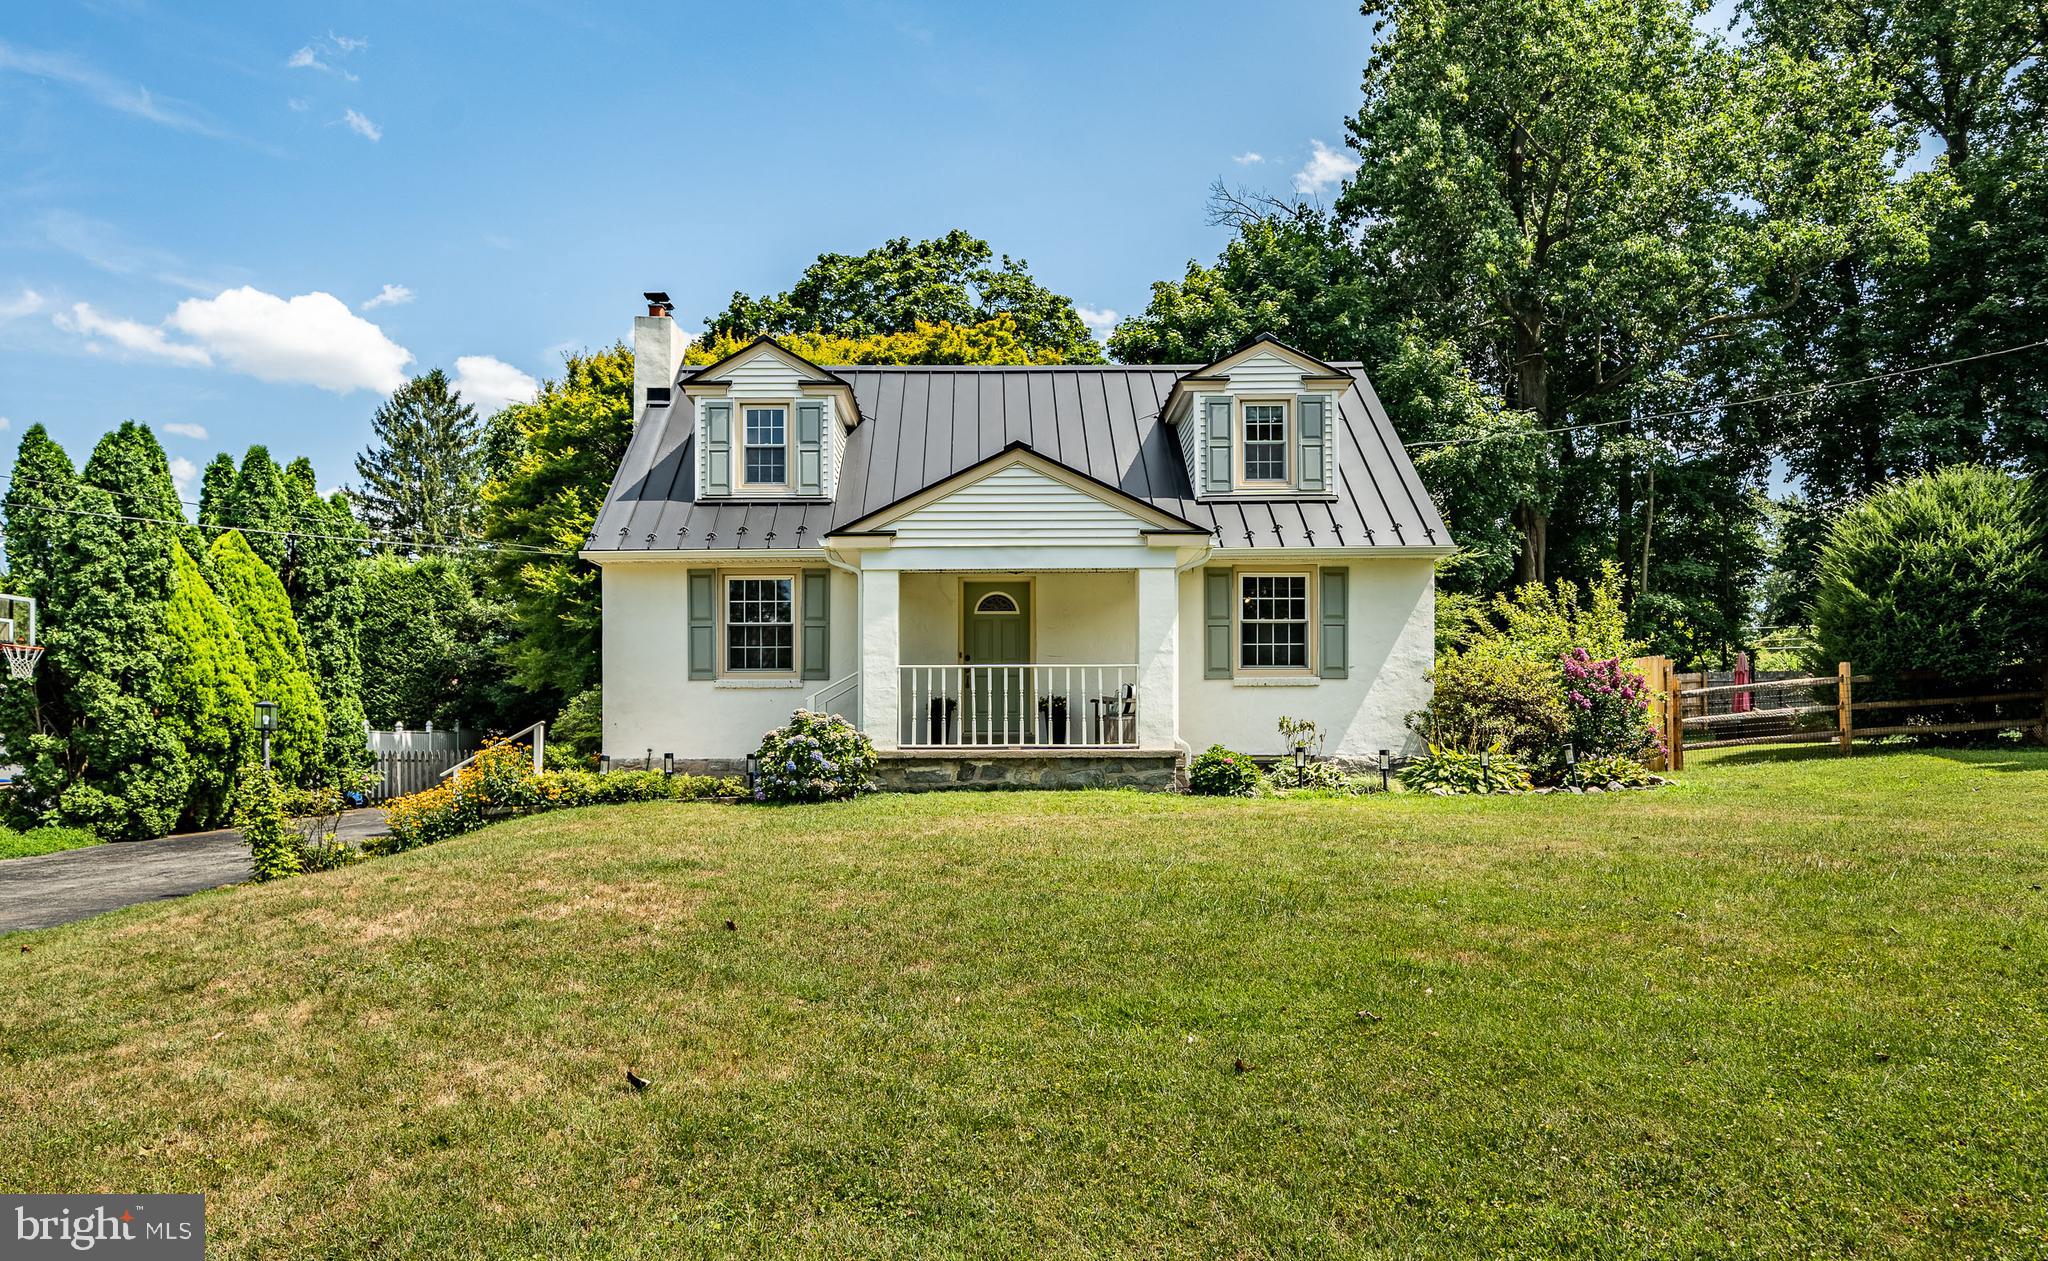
[0,809,388,934]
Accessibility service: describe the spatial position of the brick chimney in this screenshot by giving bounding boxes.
[633,291,687,416]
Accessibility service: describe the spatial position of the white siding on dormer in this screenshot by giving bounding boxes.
[695,390,838,499]
[1176,395,1201,495]
[1223,349,1308,395]
[722,352,809,400]
[888,463,1151,546]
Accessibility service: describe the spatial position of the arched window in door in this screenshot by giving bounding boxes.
[973,592,1020,614]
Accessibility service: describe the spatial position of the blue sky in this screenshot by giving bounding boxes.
[0,1,1374,501]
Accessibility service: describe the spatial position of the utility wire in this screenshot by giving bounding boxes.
[0,489,579,560]
[1403,338,2048,452]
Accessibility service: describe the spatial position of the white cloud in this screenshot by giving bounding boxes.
[451,355,539,414]
[361,283,413,310]
[0,40,229,138]
[1075,306,1119,341]
[54,302,213,366]
[341,109,381,141]
[287,42,359,81]
[1293,139,1359,194]
[1232,151,1264,165]
[167,287,412,393]
[55,287,413,392]
[0,288,43,320]
[168,456,199,499]
[0,417,12,431]
[328,32,370,53]
[162,422,209,440]
[287,97,310,112]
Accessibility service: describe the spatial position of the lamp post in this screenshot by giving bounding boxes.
[1378,748,1391,793]
[255,699,277,770]
[744,753,760,795]
[1292,743,1307,788]
[662,752,675,777]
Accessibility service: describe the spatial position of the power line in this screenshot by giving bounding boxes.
[1403,337,2048,453]
[0,485,578,560]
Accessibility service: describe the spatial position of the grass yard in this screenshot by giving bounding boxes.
[3,748,2045,1258]
[0,823,101,861]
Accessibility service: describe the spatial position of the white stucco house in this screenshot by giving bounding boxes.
[582,296,1453,787]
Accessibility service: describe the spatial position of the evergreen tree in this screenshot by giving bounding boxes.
[0,427,194,838]
[352,369,484,547]
[210,446,295,576]
[165,541,259,828]
[284,457,372,775]
[197,453,237,527]
[209,531,327,786]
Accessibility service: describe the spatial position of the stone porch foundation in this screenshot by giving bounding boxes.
[875,749,1183,791]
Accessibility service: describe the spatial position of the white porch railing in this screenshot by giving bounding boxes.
[898,665,1137,748]
[806,673,861,723]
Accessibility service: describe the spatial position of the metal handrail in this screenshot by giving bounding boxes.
[439,720,545,779]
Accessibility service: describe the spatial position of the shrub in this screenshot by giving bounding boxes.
[1558,649,1658,760]
[234,766,300,881]
[1187,745,1261,797]
[1812,466,2047,685]
[551,687,603,762]
[1398,743,1532,795]
[1412,651,1572,754]
[1562,753,1657,790]
[752,711,877,802]
[1261,760,1381,796]
[375,739,745,853]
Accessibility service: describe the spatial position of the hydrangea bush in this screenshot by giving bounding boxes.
[1186,745,1262,797]
[752,711,878,802]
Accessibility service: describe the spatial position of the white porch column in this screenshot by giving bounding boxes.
[1135,563,1179,750]
[859,567,901,750]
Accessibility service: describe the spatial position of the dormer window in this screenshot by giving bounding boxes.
[742,405,789,489]
[1239,401,1290,485]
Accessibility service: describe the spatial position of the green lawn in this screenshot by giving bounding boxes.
[0,823,101,860]
[3,747,2045,1258]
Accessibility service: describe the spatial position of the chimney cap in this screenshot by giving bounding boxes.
[643,291,673,316]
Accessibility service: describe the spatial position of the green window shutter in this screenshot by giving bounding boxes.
[1204,568,1233,678]
[795,399,825,496]
[688,569,716,679]
[1318,567,1348,679]
[701,401,732,497]
[1204,398,1233,496]
[801,568,830,680]
[1298,397,1327,493]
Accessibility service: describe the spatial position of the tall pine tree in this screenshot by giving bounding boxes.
[353,369,485,547]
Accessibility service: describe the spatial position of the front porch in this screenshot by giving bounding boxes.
[810,558,1184,756]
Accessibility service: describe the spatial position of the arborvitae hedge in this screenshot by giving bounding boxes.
[166,541,260,828]
[209,530,328,786]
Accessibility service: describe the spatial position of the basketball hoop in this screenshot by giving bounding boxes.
[0,593,41,683]
[1,642,41,681]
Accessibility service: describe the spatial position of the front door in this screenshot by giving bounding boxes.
[962,582,1030,742]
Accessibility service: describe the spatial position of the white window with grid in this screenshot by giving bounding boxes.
[1239,573,1309,670]
[743,406,787,487]
[725,576,794,672]
[1241,402,1288,483]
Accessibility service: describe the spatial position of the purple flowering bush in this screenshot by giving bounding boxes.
[1559,648,1659,760]
[752,710,878,803]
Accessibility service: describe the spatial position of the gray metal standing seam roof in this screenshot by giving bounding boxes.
[586,363,1451,553]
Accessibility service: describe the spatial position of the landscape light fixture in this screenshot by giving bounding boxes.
[645,747,653,772]
[1564,744,1577,767]
[745,753,760,793]
[255,699,278,770]
[1293,743,1308,788]
[1378,748,1391,792]
[600,754,612,775]
[662,752,675,777]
